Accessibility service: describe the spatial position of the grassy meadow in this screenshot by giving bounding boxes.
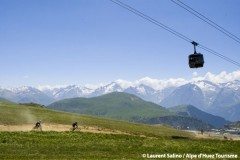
[1,131,240,159]
[0,101,240,159]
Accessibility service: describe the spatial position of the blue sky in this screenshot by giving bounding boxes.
[0,0,240,87]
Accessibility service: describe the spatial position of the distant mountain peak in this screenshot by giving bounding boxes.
[95,82,123,94]
[10,86,41,94]
[191,80,219,92]
[223,80,240,90]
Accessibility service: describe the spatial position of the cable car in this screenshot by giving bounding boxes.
[188,41,204,68]
[189,53,204,68]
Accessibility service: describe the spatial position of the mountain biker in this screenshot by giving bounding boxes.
[34,120,42,131]
[72,122,78,131]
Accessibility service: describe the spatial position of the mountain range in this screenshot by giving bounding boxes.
[1,79,240,121]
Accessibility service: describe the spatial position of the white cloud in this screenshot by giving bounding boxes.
[192,70,240,83]
[37,85,68,91]
[131,70,240,90]
[33,70,240,91]
[134,77,188,90]
[114,79,133,89]
[135,77,162,89]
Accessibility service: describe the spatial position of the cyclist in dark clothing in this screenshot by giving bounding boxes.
[34,120,42,131]
[72,122,78,131]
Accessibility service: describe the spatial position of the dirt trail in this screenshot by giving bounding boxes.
[0,124,129,135]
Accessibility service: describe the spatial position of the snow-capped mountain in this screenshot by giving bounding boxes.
[42,85,94,100]
[160,83,205,109]
[159,80,240,121]
[91,82,124,97]
[221,80,240,90]
[1,86,54,105]
[1,78,240,121]
[0,88,18,102]
[211,81,240,109]
[124,84,160,104]
[123,84,175,104]
[191,80,221,108]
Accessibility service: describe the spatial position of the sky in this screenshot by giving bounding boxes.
[0,0,240,88]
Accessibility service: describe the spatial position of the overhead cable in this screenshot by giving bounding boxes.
[109,0,240,68]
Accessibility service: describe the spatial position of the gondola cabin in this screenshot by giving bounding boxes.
[188,53,204,68]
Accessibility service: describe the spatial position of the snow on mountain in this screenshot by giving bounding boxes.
[54,85,94,100]
[124,84,176,104]
[8,86,54,105]
[124,84,159,103]
[0,79,238,107]
[0,88,18,102]
[160,83,205,109]
[33,78,183,103]
[211,86,240,109]
[92,82,124,97]
[11,86,40,94]
[40,85,94,100]
[191,80,221,107]
[1,75,240,121]
[156,79,240,121]
[126,84,154,95]
[36,78,180,104]
[193,80,219,92]
[220,80,240,90]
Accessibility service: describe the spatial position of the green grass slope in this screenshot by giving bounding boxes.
[0,100,190,138]
[1,99,240,159]
[1,131,240,160]
[48,92,172,121]
[48,93,225,129]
